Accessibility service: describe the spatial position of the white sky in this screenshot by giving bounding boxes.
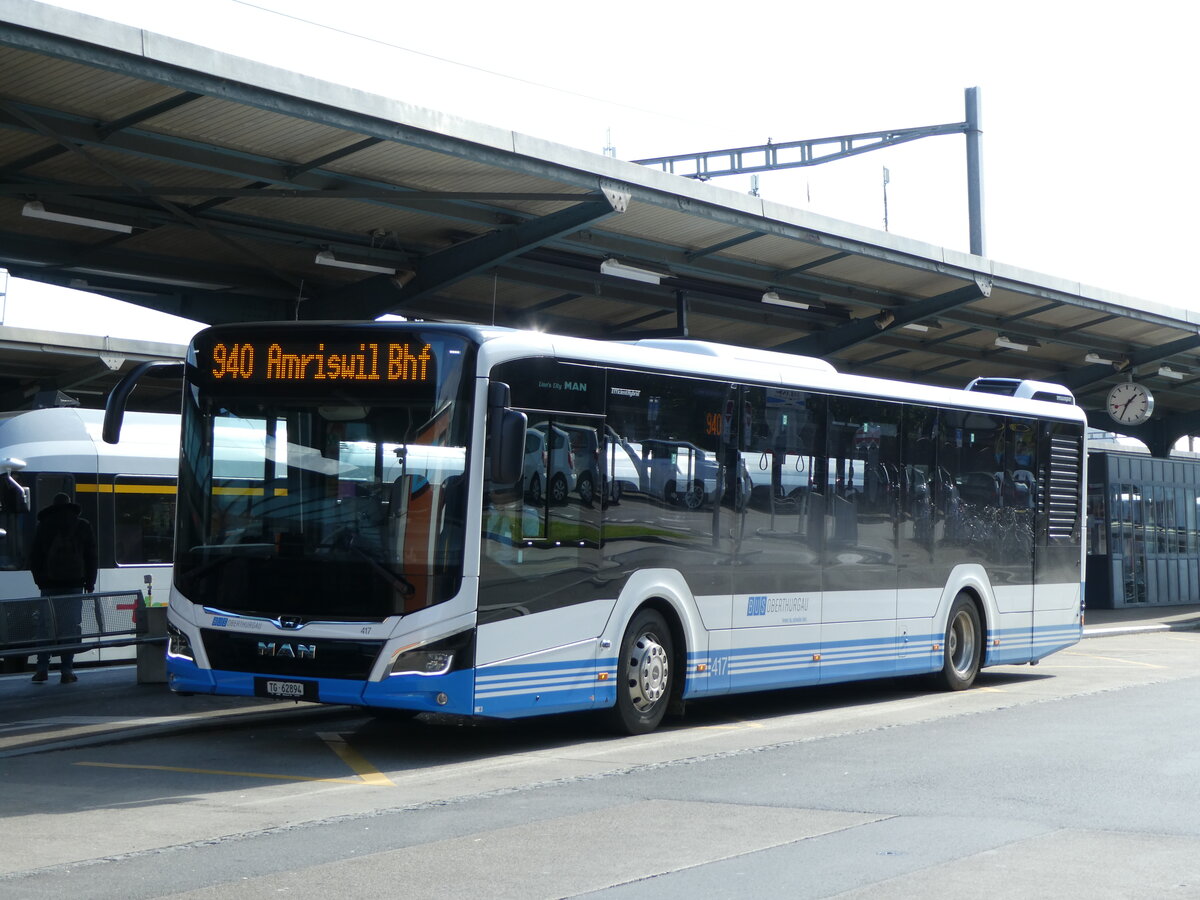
[5,0,1198,341]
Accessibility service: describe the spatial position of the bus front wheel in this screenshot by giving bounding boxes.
[936,593,981,691]
[608,608,674,735]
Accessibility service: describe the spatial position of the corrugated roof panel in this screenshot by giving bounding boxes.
[218,195,485,250]
[720,233,845,270]
[813,253,967,298]
[331,141,572,196]
[146,96,360,165]
[601,202,761,250]
[0,46,181,121]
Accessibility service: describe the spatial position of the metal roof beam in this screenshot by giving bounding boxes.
[0,103,532,227]
[300,193,627,320]
[0,182,606,204]
[776,279,990,357]
[686,231,763,260]
[1059,333,1200,390]
[634,122,967,179]
[0,90,203,177]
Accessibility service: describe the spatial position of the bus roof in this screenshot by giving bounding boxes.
[188,321,1088,425]
[472,328,1089,425]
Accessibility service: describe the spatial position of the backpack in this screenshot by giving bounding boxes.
[45,520,86,582]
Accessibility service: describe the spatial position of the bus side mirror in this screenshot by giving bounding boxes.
[104,360,185,443]
[488,381,526,485]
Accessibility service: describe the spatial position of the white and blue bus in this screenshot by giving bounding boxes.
[107,323,1086,733]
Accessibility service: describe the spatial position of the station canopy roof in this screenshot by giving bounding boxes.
[2,1,1199,450]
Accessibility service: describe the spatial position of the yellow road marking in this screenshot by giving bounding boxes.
[318,732,395,786]
[74,733,395,786]
[75,761,362,784]
[1064,651,1164,669]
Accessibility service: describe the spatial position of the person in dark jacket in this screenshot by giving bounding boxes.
[28,492,97,684]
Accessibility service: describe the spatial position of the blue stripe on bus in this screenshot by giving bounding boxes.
[169,618,1082,719]
[472,656,616,718]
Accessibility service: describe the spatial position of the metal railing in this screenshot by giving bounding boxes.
[0,590,158,659]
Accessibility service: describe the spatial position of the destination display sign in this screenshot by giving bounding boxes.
[201,338,436,385]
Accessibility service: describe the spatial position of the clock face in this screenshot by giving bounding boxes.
[1107,382,1155,426]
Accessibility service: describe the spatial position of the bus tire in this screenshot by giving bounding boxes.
[608,608,674,735]
[936,593,982,691]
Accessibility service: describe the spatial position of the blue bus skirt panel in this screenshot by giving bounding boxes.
[1031,622,1083,662]
[725,641,822,694]
[984,621,1082,667]
[985,623,1036,667]
[472,655,612,719]
[167,655,217,694]
[364,669,475,715]
[166,655,477,715]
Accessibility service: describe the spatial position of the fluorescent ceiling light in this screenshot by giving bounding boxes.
[994,335,1030,352]
[315,250,396,275]
[1158,366,1185,380]
[22,200,133,234]
[761,291,809,310]
[71,267,231,290]
[903,322,930,332]
[1085,352,1116,365]
[600,258,662,285]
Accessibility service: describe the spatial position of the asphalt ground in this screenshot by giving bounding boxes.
[2,604,1198,758]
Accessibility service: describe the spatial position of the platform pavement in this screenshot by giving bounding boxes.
[1,605,1198,758]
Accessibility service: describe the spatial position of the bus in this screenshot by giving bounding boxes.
[0,407,179,665]
[106,323,1086,733]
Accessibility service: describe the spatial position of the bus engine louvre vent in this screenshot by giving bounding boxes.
[1044,435,1082,541]
[199,629,385,679]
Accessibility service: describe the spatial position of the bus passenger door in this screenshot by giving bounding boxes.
[477,409,608,715]
[731,387,824,693]
[821,399,900,683]
[897,407,939,675]
[940,413,1034,663]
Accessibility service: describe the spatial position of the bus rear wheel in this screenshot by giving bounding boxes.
[608,609,674,735]
[936,593,981,691]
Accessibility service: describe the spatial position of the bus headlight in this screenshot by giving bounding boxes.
[388,630,474,677]
[391,650,453,676]
[167,622,195,662]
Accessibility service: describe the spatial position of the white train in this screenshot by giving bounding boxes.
[0,407,179,667]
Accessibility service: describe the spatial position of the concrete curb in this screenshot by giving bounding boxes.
[1083,619,1200,639]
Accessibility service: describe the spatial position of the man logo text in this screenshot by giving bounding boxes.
[257,642,315,659]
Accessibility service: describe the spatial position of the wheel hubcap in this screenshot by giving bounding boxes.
[626,632,668,713]
[949,610,975,677]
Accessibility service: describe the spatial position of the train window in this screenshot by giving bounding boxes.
[114,476,176,565]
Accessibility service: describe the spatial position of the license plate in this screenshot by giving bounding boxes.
[255,677,317,701]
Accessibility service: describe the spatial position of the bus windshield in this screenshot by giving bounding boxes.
[175,328,474,621]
